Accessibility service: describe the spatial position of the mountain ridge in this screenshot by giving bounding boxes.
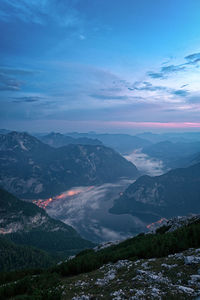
[110,162,200,223]
[0,187,94,258]
[38,132,103,148]
[0,131,139,199]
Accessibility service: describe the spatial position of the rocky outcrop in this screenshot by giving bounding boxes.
[60,248,200,299]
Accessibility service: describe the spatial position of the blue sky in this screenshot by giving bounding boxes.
[1,0,200,133]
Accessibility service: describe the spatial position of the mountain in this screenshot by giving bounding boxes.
[173,150,200,169]
[110,162,200,223]
[142,140,200,168]
[0,129,11,135]
[137,131,200,143]
[0,131,139,199]
[2,214,200,299]
[0,235,54,271]
[0,187,94,258]
[136,132,167,143]
[38,132,102,148]
[66,132,151,154]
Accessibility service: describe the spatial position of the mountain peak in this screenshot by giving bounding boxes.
[0,131,48,153]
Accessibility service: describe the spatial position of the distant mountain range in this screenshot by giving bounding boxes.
[142,140,200,168]
[0,131,139,199]
[136,131,200,143]
[0,187,93,266]
[38,132,103,148]
[110,162,200,223]
[46,132,200,169]
[65,132,151,154]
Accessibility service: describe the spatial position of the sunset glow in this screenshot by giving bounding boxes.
[107,122,200,129]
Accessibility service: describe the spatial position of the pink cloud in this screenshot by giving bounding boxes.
[107,121,200,129]
[4,120,200,132]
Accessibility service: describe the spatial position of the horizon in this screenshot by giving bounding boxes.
[2,127,200,136]
[1,0,200,132]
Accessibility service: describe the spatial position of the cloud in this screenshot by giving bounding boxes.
[0,73,22,91]
[172,89,189,97]
[148,64,185,79]
[0,57,195,126]
[0,0,82,28]
[0,67,36,75]
[46,180,145,242]
[148,52,200,80]
[181,84,189,88]
[89,94,129,101]
[11,96,44,103]
[147,72,164,79]
[185,52,200,65]
[0,67,37,93]
[124,150,166,176]
[161,64,186,74]
[94,226,125,241]
[131,81,168,92]
[129,81,189,99]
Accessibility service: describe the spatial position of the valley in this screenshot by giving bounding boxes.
[33,180,145,243]
[1,130,200,299]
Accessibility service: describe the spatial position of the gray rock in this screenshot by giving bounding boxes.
[184,256,200,265]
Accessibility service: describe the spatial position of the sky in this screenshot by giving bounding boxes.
[0,0,200,133]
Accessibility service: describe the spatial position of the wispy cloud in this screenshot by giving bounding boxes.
[161,64,186,74]
[129,81,189,99]
[89,94,130,101]
[148,52,200,79]
[148,64,186,79]
[130,81,168,92]
[185,52,200,65]
[0,67,36,75]
[46,180,144,242]
[11,96,44,103]
[0,55,198,127]
[97,121,200,129]
[0,67,37,93]
[0,0,82,28]
[172,89,189,97]
[147,72,164,79]
[0,73,22,91]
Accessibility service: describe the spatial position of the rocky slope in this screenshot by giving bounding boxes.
[0,131,139,199]
[110,162,200,223]
[2,214,200,299]
[0,188,94,258]
[60,248,200,299]
[49,214,200,299]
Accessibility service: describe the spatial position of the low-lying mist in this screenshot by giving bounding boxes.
[33,150,167,243]
[124,149,166,176]
[45,180,146,243]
